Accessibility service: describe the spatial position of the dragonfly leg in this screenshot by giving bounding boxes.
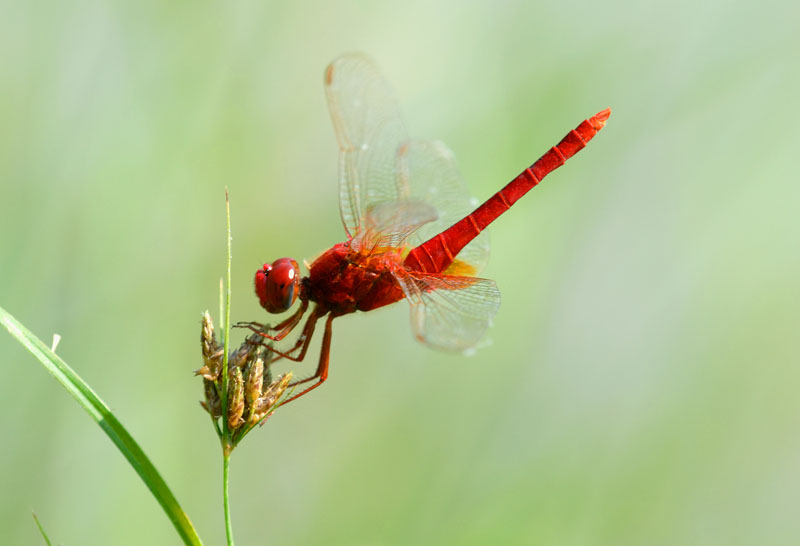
[266,305,323,363]
[235,300,309,342]
[281,313,336,405]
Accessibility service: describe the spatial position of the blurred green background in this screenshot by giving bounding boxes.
[2,1,798,544]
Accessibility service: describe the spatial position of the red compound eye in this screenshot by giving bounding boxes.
[254,258,300,313]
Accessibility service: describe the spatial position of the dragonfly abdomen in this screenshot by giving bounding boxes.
[404,108,610,274]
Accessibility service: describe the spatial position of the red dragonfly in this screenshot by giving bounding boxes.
[240,54,610,404]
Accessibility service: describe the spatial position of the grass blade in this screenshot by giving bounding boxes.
[32,513,53,546]
[1,306,204,546]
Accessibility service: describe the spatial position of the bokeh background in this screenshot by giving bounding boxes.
[2,1,799,544]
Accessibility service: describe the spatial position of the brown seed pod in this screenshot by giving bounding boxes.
[227,366,245,430]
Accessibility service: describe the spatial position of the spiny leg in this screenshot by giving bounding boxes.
[281,313,336,405]
[265,305,323,364]
[235,299,309,342]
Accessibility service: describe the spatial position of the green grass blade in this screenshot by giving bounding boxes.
[1,306,204,546]
[31,513,53,546]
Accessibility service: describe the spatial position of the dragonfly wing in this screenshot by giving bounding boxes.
[394,269,501,352]
[325,54,409,239]
[351,200,438,253]
[395,140,490,275]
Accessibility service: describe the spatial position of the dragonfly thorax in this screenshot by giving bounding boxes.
[305,242,406,314]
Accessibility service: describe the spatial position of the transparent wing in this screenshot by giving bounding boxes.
[325,54,409,239]
[395,140,490,275]
[394,269,501,352]
[325,55,489,269]
[351,200,438,253]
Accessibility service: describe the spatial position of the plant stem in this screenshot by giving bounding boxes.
[32,513,53,546]
[220,190,232,441]
[221,188,235,546]
[223,452,234,546]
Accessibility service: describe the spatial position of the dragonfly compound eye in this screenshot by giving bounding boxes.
[258,258,300,314]
[254,263,272,310]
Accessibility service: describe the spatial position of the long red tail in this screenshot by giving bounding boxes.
[404,108,611,274]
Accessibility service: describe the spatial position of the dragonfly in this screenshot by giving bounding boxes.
[239,54,610,404]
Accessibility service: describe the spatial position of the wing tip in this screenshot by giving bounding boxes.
[324,63,335,86]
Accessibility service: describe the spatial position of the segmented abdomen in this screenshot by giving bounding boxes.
[404,108,610,274]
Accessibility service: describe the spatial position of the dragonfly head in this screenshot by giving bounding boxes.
[254,258,301,313]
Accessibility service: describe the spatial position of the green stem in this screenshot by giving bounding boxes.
[221,187,235,546]
[220,190,232,442]
[223,452,234,546]
[32,513,53,546]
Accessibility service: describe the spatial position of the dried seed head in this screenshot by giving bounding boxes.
[201,311,219,360]
[254,341,274,382]
[245,356,265,407]
[201,378,222,419]
[249,335,272,358]
[196,311,297,446]
[251,399,275,425]
[228,343,252,371]
[251,373,293,424]
[268,372,292,399]
[243,335,274,385]
[196,312,223,380]
[227,366,245,430]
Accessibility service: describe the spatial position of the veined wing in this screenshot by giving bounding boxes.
[394,269,501,353]
[325,55,488,270]
[395,140,490,275]
[351,200,438,254]
[325,54,409,240]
